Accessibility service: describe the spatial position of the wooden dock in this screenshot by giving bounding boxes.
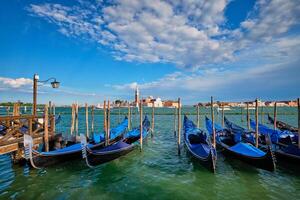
[0,112,56,159]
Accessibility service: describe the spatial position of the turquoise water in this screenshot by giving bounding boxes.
[0,106,299,200]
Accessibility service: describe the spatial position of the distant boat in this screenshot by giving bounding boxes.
[217,106,231,111]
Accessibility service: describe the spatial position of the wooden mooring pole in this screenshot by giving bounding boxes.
[128,103,131,130]
[177,98,181,155]
[241,106,244,122]
[151,102,154,137]
[255,99,259,148]
[103,101,107,145]
[70,104,75,136]
[91,105,94,135]
[139,102,143,151]
[85,103,89,139]
[211,97,216,148]
[75,103,79,136]
[196,104,200,128]
[297,98,300,149]
[118,103,121,123]
[107,101,110,145]
[247,102,250,130]
[174,106,177,136]
[261,105,264,124]
[44,104,49,152]
[221,103,225,127]
[274,102,277,130]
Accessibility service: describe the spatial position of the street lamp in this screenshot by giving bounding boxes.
[33,74,60,116]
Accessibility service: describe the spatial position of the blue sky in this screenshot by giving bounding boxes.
[0,0,299,105]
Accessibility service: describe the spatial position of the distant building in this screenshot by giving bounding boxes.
[163,100,181,108]
[141,96,163,107]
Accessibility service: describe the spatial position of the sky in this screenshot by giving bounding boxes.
[0,0,299,105]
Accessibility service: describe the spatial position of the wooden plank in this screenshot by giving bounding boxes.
[0,143,19,155]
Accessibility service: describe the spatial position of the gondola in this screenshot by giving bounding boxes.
[81,116,150,167]
[183,116,216,172]
[205,117,275,171]
[250,119,300,163]
[267,114,298,133]
[23,117,128,168]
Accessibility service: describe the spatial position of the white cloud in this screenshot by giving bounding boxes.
[0,77,32,89]
[27,0,300,70]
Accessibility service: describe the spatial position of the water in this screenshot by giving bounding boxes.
[0,106,299,200]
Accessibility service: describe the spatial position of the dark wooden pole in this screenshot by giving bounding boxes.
[91,105,94,134]
[177,98,181,155]
[261,104,264,124]
[174,105,177,136]
[151,102,154,137]
[197,104,200,128]
[107,100,110,145]
[44,104,49,152]
[274,102,277,130]
[298,98,300,149]
[75,103,78,135]
[241,106,243,122]
[247,102,250,130]
[139,102,143,151]
[128,103,131,130]
[255,99,259,148]
[211,97,216,148]
[85,103,89,139]
[118,103,121,123]
[221,103,225,127]
[103,101,107,145]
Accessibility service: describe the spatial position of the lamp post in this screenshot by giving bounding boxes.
[33,74,60,116]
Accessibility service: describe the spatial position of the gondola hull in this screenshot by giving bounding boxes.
[218,142,276,171]
[30,134,124,168]
[184,143,216,172]
[87,144,135,166]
